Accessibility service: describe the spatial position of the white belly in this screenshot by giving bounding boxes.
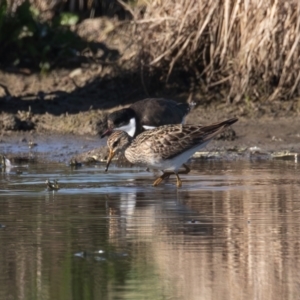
[125,141,209,172]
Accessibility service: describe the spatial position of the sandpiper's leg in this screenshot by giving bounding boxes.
[175,173,182,188]
[164,164,190,180]
[153,176,163,186]
[153,172,171,186]
[153,166,188,186]
[159,171,173,181]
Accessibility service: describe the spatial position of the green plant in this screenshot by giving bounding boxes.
[0,0,85,71]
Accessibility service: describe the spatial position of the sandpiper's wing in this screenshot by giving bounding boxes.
[132,118,238,160]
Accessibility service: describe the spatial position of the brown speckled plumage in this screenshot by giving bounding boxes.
[105,118,238,187]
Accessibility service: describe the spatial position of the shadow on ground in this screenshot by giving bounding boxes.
[0,63,193,116]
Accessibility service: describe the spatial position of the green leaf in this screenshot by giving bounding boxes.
[58,13,79,26]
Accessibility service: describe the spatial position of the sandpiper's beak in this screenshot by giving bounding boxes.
[100,128,113,139]
[105,149,115,172]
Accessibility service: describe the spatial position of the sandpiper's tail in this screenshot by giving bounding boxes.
[195,117,238,142]
[214,117,238,127]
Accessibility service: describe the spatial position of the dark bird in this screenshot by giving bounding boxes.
[101,98,195,138]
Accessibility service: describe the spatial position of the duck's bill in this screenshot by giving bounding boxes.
[105,150,115,172]
[100,128,113,139]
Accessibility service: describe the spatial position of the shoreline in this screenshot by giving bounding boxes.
[1,116,299,164]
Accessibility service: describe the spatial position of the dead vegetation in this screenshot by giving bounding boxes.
[130,0,300,102]
[3,0,300,105]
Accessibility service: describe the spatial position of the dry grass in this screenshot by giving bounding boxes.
[131,0,300,102]
[6,0,300,102]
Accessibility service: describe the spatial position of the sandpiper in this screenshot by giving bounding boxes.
[105,118,238,187]
[101,98,195,138]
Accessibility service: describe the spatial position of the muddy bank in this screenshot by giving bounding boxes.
[0,14,299,163]
[0,116,299,165]
[1,69,300,164]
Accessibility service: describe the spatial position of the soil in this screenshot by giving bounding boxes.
[0,18,300,162]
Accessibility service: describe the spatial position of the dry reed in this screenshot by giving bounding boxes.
[131,0,300,102]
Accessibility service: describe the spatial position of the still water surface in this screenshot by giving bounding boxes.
[0,158,299,300]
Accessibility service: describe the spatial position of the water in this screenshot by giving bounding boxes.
[0,154,299,300]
